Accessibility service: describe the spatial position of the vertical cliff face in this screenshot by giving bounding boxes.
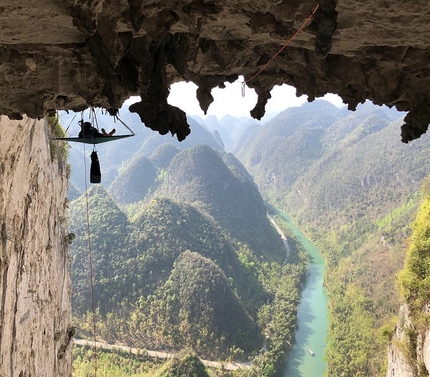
[0,116,71,376]
[387,306,430,376]
[386,305,415,377]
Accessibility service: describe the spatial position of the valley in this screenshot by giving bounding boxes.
[66,99,430,376]
[279,210,327,377]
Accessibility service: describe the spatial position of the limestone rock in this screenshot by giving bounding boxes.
[386,305,415,377]
[1,0,430,141]
[387,304,430,377]
[0,116,71,377]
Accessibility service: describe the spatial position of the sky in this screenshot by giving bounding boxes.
[125,77,344,121]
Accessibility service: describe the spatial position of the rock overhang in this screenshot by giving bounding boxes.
[1,0,430,142]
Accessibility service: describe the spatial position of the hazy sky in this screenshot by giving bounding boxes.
[125,77,344,120]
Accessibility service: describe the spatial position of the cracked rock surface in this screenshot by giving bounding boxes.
[1,0,430,142]
[0,116,71,377]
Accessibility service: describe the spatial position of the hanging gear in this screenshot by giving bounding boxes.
[81,142,99,376]
[90,150,101,184]
[53,107,135,144]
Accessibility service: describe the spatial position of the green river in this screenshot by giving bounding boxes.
[278,210,328,377]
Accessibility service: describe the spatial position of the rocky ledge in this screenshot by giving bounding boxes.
[1,0,430,142]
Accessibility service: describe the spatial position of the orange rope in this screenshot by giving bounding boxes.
[242,3,320,93]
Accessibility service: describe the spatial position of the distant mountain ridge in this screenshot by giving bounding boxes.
[190,114,260,150]
[236,101,342,186]
[234,99,430,376]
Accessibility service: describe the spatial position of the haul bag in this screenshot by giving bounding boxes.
[90,151,101,184]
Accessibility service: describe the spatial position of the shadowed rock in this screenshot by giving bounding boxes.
[1,0,430,142]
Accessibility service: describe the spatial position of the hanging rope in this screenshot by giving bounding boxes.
[63,112,77,135]
[55,110,77,136]
[241,3,320,96]
[90,107,101,131]
[114,113,136,136]
[86,107,135,136]
[82,141,98,377]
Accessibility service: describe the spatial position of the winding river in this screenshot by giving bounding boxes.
[277,209,328,377]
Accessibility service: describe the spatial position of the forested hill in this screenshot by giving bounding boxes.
[67,136,301,373]
[235,100,430,234]
[236,100,342,177]
[235,100,430,376]
[160,144,283,261]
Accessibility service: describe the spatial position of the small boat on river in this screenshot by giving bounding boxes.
[308,349,315,356]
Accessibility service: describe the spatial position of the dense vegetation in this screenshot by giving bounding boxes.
[69,190,265,358]
[161,145,283,262]
[68,137,308,376]
[73,347,209,377]
[395,177,430,376]
[399,177,430,316]
[109,154,158,204]
[149,143,181,170]
[73,347,159,377]
[235,100,430,376]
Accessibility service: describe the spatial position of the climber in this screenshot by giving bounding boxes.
[78,120,116,138]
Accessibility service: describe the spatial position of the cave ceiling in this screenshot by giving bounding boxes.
[1,0,430,142]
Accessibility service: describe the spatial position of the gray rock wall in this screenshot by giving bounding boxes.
[387,304,430,377]
[1,1,430,143]
[386,305,415,377]
[0,116,71,377]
